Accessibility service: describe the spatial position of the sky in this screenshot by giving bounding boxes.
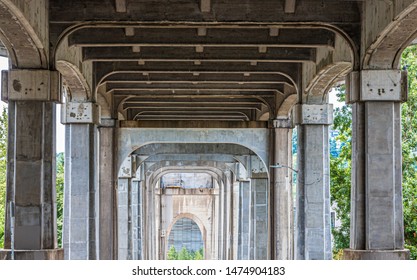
[0,56,65,153]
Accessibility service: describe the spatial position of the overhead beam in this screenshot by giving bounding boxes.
[101,72,292,82]
[68,28,335,48]
[83,46,316,62]
[124,103,263,111]
[110,86,284,94]
[115,0,127,13]
[200,0,211,13]
[94,61,301,84]
[285,0,296,13]
[50,2,361,24]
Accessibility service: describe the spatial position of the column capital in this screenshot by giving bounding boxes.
[294,104,333,125]
[346,70,407,104]
[99,118,116,128]
[1,69,61,102]
[61,101,101,125]
[269,117,294,129]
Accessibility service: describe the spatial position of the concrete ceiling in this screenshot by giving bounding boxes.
[50,0,362,122]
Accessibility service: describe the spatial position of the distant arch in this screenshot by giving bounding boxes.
[165,214,207,257]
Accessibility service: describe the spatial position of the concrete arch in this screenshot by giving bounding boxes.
[165,213,207,257]
[305,62,352,104]
[56,60,91,101]
[364,2,417,69]
[118,134,270,176]
[147,166,230,190]
[0,0,47,68]
[277,94,298,118]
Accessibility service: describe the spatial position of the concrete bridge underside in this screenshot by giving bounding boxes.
[0,0,416,260]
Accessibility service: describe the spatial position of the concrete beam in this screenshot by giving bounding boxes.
[200,0,211,13]
[115,0,127,13]
[94,61,300,84]
[68,27,335,49]
[50,1,361,24]
[82,46,316,63]
[285,0,296,13]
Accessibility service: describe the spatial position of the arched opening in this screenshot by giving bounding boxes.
[117,140,270,260]
[166,217,204,259]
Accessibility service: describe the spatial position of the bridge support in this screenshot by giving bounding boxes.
[62,102,100,259]
[98,119,116,260]
[271,118,294,260]
[344,70,410,260]
[295,104,333,260]
[0,70,62,259]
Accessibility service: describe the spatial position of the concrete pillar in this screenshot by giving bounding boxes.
[116,156,134,260]
[98,119,116,259]
[1,69,63,259]
[238,180,251,259]
[62,101,100,259]
[295,104,333,260]
[249,155,269,260]
[344,70,410,260]
[271,118,294,260]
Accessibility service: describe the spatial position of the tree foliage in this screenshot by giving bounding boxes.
[56,152,64,248]
[0,107,7,248]
[166,246,204,260]
[330,86,352,257]
[400,45,417,259]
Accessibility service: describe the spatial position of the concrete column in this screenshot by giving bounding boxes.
[238,180,250,259]
[98,119,115,259]
[249,155,269,260]
[1,69,63,259]
[271,118,294,260]
[344,70,409,260]
[116,156,134,260]
[295,104,332,260]
[62,101,100,260]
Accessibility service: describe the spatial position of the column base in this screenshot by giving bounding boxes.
[0,249,64,260]
[343,249,410,260]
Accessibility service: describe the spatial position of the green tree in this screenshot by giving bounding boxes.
[56,152,64,247]
[194,248,204,260]
[330,86,352,258]
[177,246,191,260]
[167,245,178,260]
[0,107,7,248]
[400,45,417,259]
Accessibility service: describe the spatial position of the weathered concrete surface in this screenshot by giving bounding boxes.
[0,249,64,260]
[4,100,57,251]
[117,128,270,174]
[346,70,407,259]
[161,187,218,260]
[64,123,98,260]
[343,249,410,260]
[295,104,332,260]
[98,122,115,260]
[271,120,294,260]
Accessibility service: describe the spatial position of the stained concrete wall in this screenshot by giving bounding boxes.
[160,187,218,260]
[117,128,270,174]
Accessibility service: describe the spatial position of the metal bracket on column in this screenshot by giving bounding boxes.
[294,104,333,125]
[1,69,61,102]
[346,70,407,103]
[61,101,101,125]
